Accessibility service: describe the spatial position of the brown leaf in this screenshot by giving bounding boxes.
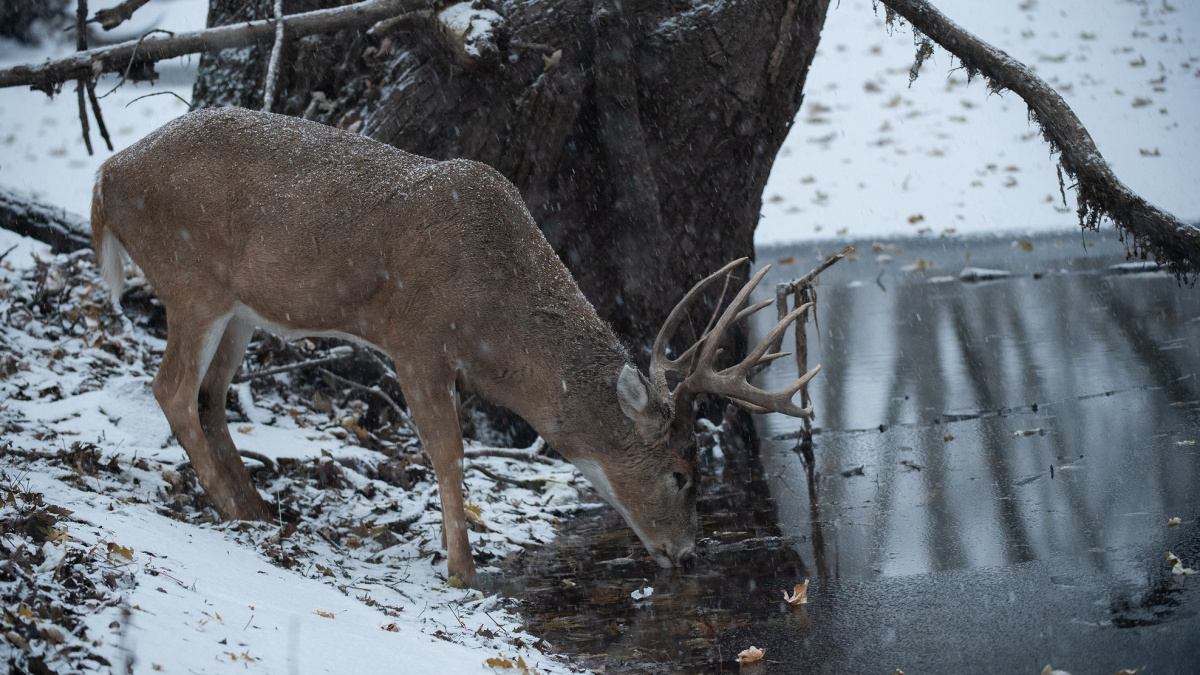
[782,579,809,605]
[737,646,766,663]
[315,610,336,619]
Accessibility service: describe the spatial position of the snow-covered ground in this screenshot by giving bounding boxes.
[757,0,1200,244]
[0,239,587,672]
[2,1,1198,672]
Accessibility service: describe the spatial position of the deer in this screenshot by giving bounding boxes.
[90,107,819,586]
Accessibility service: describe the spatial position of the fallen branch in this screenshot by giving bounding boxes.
[0,0,432,92]
[878,0,1200,275]
[0,188,91,254]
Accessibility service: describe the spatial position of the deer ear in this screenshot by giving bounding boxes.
[617,364,650,415]
[618,365,672,439]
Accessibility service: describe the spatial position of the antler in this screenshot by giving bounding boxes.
[648,259,820,418]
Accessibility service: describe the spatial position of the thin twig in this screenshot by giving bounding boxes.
[123,90,191,108]
[86,80,113,151]
[100,28,175,98]
[466,464,545,491]
[232,348,353,384]
[318,367,413,428]
[462,448,556,466]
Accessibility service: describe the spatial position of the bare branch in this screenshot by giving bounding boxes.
[90,0,153,31]
[878,0,1200,275]
[318,367,415,430]
[75,0,93,155]
[466,464,544,490]
[231,347,354,384]
[86,80,114,151]
[462,449,557,466]
[0,0,434,92]
[261,0,284,112]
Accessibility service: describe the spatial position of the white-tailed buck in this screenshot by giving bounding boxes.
[91,108,818,585]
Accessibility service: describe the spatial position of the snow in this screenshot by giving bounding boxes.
[757,0,1200,244]
[0,0,208,215]
[0,238,584,673]
[1,1,1198,670]
[437,3,504,61]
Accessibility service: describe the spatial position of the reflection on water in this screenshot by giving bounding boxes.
[502,234,1200,673]
[757,236,1200,581]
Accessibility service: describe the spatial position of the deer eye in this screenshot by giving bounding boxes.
[673,471,688,490]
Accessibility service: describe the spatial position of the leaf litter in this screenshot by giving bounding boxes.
[0,245,583,672]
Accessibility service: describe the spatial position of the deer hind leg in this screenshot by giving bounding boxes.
[402,376,477,587]
[197,315,271,521]
[155,308,270,522]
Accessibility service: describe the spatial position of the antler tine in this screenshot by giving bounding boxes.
[739,302,814,370]
[734,299,774,324]
[649,257,748,394]
[687,264,773,380]
[684,297,822,419]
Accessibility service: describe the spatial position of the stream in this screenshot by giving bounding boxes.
[499,232,1200,674]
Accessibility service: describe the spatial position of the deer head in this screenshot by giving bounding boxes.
[568,258,820,568]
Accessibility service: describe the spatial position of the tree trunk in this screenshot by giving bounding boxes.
[193,0,832,361]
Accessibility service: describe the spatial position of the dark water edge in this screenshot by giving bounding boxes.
[499,230,1200,674]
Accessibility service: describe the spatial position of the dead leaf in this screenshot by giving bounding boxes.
[383,622,400,632]
[1017,240,1035,252]
[782,579,809,605]
[737,646,766,663]
[1168,517,1182,526]
[106,542,134,561]
[315,610,336,619]
[907,214,925,224]
[943,434,954,442]
[1167,551,1197,575]
[777,256,796,264]
[236,425,254,433]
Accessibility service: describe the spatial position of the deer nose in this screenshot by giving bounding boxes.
[667,542,697,569]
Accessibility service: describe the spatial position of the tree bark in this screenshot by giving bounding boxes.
[195,0,832,361]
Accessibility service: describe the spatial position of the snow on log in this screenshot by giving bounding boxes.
[436,2,506,70]
[0,188,91,254]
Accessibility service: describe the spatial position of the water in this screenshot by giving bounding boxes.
[500,232,1200,673]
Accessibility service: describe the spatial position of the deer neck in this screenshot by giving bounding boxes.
[490,330,637,461]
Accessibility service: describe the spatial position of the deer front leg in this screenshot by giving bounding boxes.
[404,381,477,587]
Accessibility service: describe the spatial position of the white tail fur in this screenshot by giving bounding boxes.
[99,230,126,307]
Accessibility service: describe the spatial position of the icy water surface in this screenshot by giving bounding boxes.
[500,232,1200,673]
